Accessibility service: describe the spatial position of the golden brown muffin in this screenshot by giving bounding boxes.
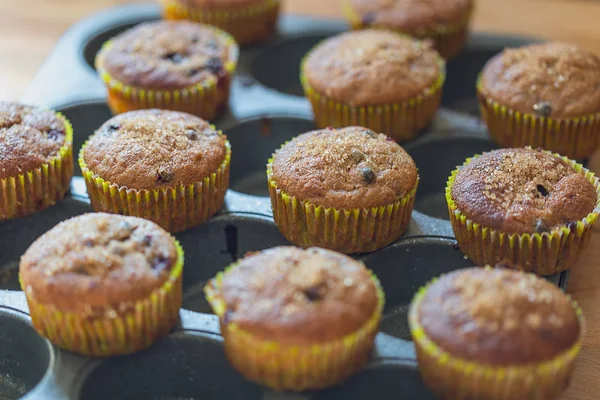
[20,213,184,356]
[409,266,583,400]
[0,101,73,220]
[271,127,418,209]
[205,246,384,390]
[80,109,230,232]
[343,0,474,59]
[450,148,596,234]
[96,20,238,119]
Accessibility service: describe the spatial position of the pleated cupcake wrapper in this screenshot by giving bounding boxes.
[21,241,184,357]
[96,31,239,120]
[300,56,445,143]
[477,83,600,161]
[341,0,474,60]
[160,0,280,45]
[79,139,231,234]
[205,263,385,391]
[408,274,585,400]
[267,162,418,254]
[446,150,600,276]
[0,113,73,221]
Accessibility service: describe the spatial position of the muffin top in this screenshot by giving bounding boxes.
[270,127,418,209]
[83,109,228,190]
[208,247,381,344]
[97,20,238,90]
[451,148,597,234]
[303,30,443,105]
[349,0,473,31]
[479,42,600,119]
[176,0,267,8]
[19,213,179,316]
[0,101,68,179]
[416,267,581,365]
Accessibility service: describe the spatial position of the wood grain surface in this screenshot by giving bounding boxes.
[1,1,600,399]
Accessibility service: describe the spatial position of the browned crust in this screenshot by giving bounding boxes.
[214,247,379,344]
[451,148,596,233]
[97,20,236,90]
[417,267,581,365]
[83,109,227,190]
[19,213,179,315]
[479,42,600,119]
[270,127,418,209]
[0,101,67,179]
[303,30,442,105]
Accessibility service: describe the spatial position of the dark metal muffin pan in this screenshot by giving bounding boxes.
[0,3,569,399]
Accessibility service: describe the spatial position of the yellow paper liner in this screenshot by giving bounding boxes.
[95,29,239,120]
[79,137,231,234]
[267,160,418,254]
[160,0,280,45]
[446,150,600,275]
[341,0,474,60]
[300,55,445,143]
[0,113,74,221]
[477,81,600,160]
[205,262,385,391]
[22,240,184,357]
[408,271,585,400]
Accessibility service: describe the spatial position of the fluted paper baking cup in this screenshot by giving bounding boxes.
[0,113,73,221]
[22,240,184,357]
[477,86,600,161]
[341,0,474,60]
[160,0,280,45]
[267,161,418,254]
[205,264,384,391]
[409,275,584,400]
[96,30,238,120]
[446,151,600,275]
[301,58,445,143]
[79,139,230,233]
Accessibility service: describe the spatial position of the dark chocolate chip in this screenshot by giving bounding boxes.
[47,129,62,140]
[205,57,224,76]
[451,241,460,251]
[363,130,377,138]
[536,184,549,197]
[206,40,219,50]
[303,286,323,302]
[163,52,184,64]
[535,219,549,233]
[142,235,153,246]
[187,68,199,77]
[185,129,199,140]
[72,266,91,276]
[533,101,552,118]
[361,12,377,25]
[151,256,170,273]
[260,117,272,137]
[350,148,365,163]
[102,123,119,136]
[83,239,94,247]
[361,167,376,184]
[156,170,174,183]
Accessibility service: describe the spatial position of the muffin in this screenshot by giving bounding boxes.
[301,30,445,142]
[267,127,419,254]
[160,0,280,45]
[95,20,239,120]
[343,0,474,59]
[204,246,384,391]
[79,109,230,233]
[0,101,73,221]
[478,42,600,160]
[19,213,184,357]
[446,147,600,275]
[409,266,584,400]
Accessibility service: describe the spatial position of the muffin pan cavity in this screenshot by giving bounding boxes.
[0,308,53,399]
[6,4,572,399]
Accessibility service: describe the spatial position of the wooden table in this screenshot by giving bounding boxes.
[2,1,600,399]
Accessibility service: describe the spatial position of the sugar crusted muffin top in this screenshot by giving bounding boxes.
[303,30,443,105]
[270,127,418,209]
[479,42,600,119]
[0,101,68,179]
[451,148,596,233]
[416,267,581,365]
[349,0,473,31]
[97,20,237,90]
[83,109,227,190]
[208,246,380,344]
[19,213,179,316]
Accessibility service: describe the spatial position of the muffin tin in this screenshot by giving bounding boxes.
[2,3,570,399]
